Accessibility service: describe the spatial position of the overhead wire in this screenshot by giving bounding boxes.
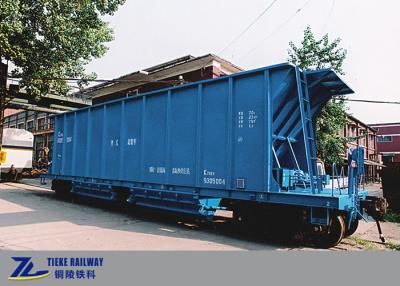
[339,99,400,105]
[217,0,279,56]
[3,75,400,105]
[239,0,313,61]
[4,73,400,105]
[320,0,335,34]
[3,74,184,84]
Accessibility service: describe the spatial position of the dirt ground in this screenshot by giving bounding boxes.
[0,181,399,251]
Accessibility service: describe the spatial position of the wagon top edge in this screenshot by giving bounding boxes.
[56,63,354,118]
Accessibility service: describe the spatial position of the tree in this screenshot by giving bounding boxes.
[1,0,125,97]
[0,0,125,146]
[288,26,348,166]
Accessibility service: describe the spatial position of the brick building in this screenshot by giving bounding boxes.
[339,115,382,181]
[81,54,243,104]
[369,122,400,163]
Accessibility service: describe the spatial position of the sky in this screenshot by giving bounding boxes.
[85,0,400,124]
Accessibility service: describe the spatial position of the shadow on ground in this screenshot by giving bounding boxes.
[0,182,309,250]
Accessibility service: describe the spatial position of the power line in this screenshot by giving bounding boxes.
[320,0,335,34]
[218,0,279,56]
[4,73,400,105]
[239,0,312,61]
[3,74,184,85]
[340,98,400,105]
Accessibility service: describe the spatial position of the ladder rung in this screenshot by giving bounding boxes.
[307,136,314,140]
[303,98,309,102]
[305,117,312,121]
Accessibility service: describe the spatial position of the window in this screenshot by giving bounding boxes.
[377,136,392,142]
[27,120,34,132]
[18,122,25,129]
[37,118,45,130]
[35,141,45,162]
[48,118,54,129]
[382,155,394,163]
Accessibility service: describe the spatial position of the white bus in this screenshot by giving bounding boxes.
[1,128,34,180]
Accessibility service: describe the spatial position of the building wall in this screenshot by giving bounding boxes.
[3,110,54,165]
[370,123,400,163]
[343,116,378,161]
[342,115,380,181]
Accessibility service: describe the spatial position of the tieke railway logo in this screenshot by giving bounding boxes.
[8,257,51,281]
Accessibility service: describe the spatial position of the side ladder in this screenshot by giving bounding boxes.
[295,67,318,193]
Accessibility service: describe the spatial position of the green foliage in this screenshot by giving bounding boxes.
[384,211,400,223]
[288,26,348,166]
[315,99,348,165]
[346,236,379,250]
[288,26,347,75]
[0,0,125,99]
[386,242,400,251]
[347,236,400,251]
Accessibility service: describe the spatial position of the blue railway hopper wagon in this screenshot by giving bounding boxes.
[47,63,386,248]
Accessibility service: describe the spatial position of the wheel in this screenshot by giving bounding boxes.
[344,218,359,237]
[52,180,72,199]
[311,215,345,248]
[113,187,132,209]
[232,203,259,232]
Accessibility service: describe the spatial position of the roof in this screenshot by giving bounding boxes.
[369,122,400,127]
[346,114,377,132]
[77,54,244,99]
